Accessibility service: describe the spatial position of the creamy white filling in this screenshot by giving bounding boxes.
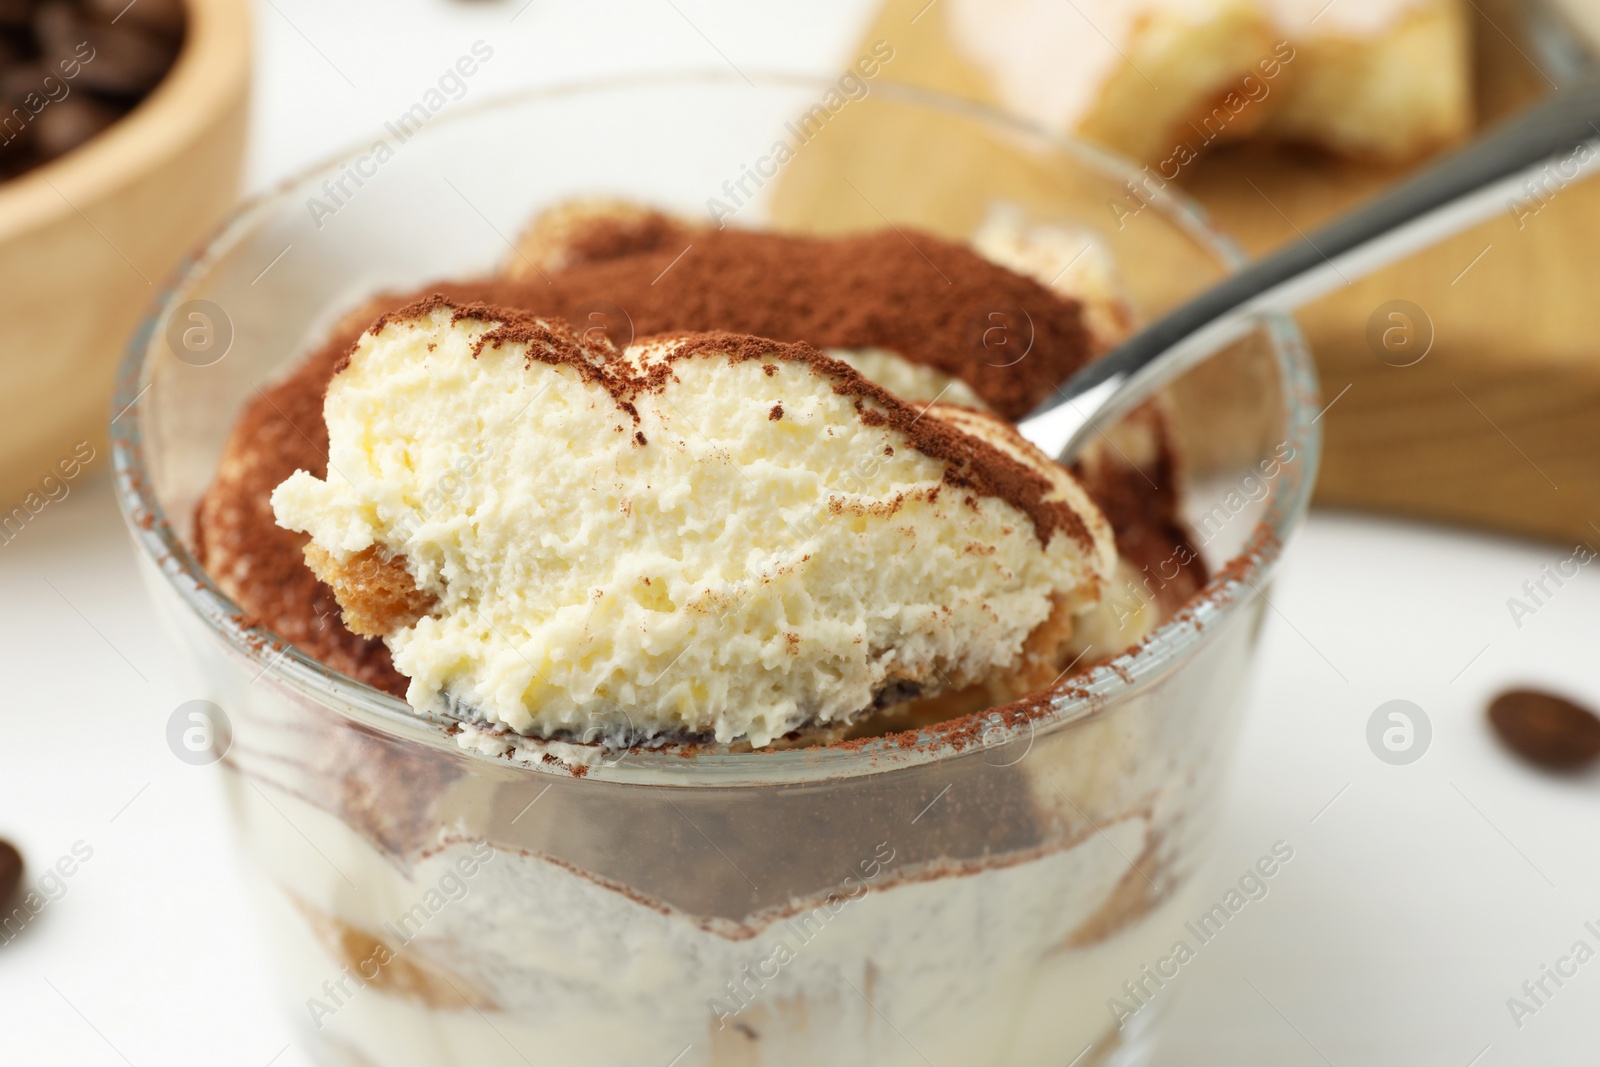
[273,307,1114,747]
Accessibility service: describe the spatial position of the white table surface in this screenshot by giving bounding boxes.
[3,2,1599,1064]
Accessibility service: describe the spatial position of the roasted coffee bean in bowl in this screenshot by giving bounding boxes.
[0,0,248,506]
[0,0,184,179]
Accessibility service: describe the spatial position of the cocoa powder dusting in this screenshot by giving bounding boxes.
[559,212,688,268]
[421,226,1092,421]
[1071,414,1207,619]
[195,309,409,696]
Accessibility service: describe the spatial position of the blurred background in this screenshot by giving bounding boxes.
[2,0,1599,1063]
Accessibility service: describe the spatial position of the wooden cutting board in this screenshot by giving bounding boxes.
[779,0,1599,546]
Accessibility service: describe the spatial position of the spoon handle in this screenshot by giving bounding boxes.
[1022,75,1600,460]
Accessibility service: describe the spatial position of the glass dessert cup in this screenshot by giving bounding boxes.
[113,74,1319,1067]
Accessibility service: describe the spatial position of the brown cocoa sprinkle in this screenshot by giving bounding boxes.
[554,211,688,269]
[0,840,20,905]
[411,226,1092,420]
[769,404,783,421]
[1070,408,1205,619]
[195,300,410,697]
[1487,688,1600,771]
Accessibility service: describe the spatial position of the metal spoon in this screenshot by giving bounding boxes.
[1017,76,1600,461]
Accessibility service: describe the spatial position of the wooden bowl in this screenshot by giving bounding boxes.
[0,0,250,507]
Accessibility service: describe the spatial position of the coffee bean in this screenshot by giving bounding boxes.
[37,4,179,96]
[0,839,22,905]
[1487,688,1600,771]
[0,80,39,156]
[86,0,183,37]
[0,0,36,30]
[0,61,51,101]
[0,0,182,182]
[34,93,116,157]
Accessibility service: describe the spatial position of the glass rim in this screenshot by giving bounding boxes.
[110,69,1321,787]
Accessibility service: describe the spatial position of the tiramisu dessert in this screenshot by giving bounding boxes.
[196,201,1229,1066]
